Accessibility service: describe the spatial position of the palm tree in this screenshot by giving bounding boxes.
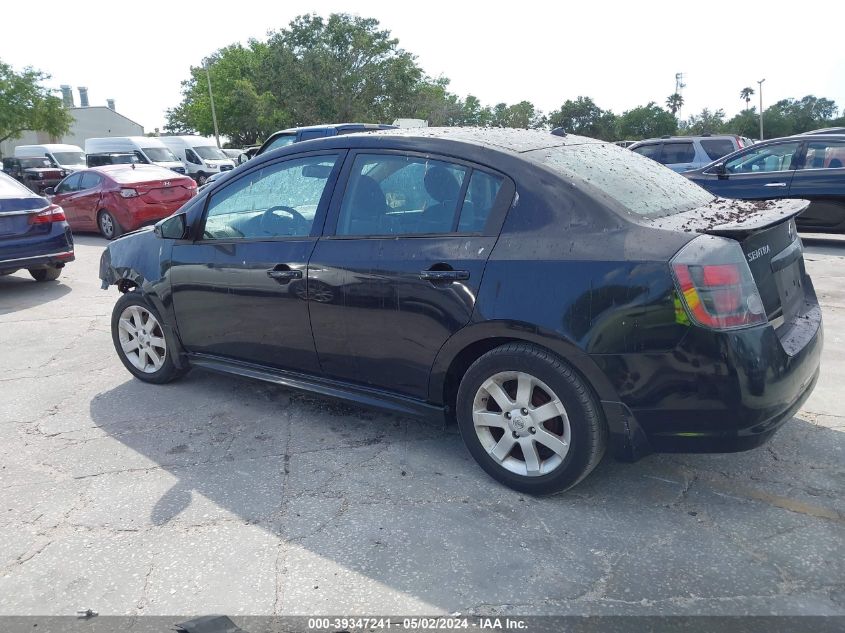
[740,87,755,110]
[666,93,684,116]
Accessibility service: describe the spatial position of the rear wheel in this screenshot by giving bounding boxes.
[456,343,607,495]
[111,292,187,384]
[29,266,62,282]
[98,210,121,240]
[196,172,208,186]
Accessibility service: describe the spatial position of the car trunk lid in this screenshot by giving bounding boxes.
[653,197,810,326]
[133,178,194,205]
[0,197,50,241]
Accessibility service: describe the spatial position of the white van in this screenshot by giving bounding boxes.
[84,137,185,174]
[15,144,87,172]
[157,136,235,184]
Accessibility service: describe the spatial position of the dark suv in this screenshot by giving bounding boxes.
[100,128,821,494]
[2,157,66,193]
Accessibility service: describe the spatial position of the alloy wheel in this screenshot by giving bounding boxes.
[117,305,167,373]
[472,371,571,477]
[99,212,115,239]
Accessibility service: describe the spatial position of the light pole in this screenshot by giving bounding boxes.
[757,78,766,140]
[205,63,221,148]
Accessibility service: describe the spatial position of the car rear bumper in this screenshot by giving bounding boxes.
[114,202,188,232]
[0,224,75,274]
[596,285,823,456]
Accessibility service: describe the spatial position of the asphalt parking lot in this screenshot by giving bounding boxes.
[1,234,843,617]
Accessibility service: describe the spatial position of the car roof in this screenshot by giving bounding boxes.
[342,127,599,154]
[631,135,737,146]
[271,123,395,135]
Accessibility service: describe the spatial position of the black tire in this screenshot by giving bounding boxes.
[456,342,607,495]
[196,172,208,186]
[98,209,122,240]
[110,292,188,384]
[29,266,62,282]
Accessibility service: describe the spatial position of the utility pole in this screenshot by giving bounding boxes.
[757,78,766,140]
[206,64,221,148]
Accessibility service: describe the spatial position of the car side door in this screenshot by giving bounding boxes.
[169,151,345,373]
[788,138,845,231]
[74,172,104,229]
[703,140,802,199]
[308,150,514,399]
[51,173,84,224]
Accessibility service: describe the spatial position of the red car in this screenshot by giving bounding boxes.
[47,165,196,239]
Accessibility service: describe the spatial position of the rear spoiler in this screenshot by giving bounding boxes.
[650,198,808,239]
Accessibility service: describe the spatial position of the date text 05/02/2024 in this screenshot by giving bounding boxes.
[306,616,528,630]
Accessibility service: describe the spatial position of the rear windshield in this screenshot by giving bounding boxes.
[527,142,713,217]
[0,173,46,210]
[264,134,296,153]
[108,166,182,184]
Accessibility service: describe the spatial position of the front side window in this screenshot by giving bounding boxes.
[203,154,339,240]
[724,141,801,174]
[185,149,202,165]
[19,157,52,169]
[336,154,473,236]
[133,150,151,164]
[799,140,845,170]
[56,173,83,193]
[659,142,695,165]
[52,151,85,166]
[264,134,296,153]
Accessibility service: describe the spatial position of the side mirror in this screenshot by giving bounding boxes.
[711,163,727,176]
[154,213,188,240]
[43,187,55,195]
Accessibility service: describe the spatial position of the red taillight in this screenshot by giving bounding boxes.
[28,204,66,225]
[672,236,766,330]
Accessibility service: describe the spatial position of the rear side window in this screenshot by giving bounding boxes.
[659,142,695,164]
[799,140,845,170]
[700,139,736,161]
[336,154,497,236]
[528,142,713,217]
[79,172,102,190]
[631,143,661,160]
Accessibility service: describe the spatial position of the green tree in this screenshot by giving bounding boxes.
[740,87,754,110]
[665,92,684,116]
[546,96,616,139]
[682,108,726,135]
[615,102,677,140]
[0,60,72,150]
[762,95,839,136]
[724,108,759,138]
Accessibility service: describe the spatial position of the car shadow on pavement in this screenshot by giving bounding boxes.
[0,273,71,315]
[86,368,845,613]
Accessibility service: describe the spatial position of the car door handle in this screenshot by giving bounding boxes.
[763,182,787,187]
[419,269,470,282]
[266,265,302,281]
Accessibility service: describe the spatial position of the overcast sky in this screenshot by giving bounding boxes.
[3,0,844,132]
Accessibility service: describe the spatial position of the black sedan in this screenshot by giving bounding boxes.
[0,171,74,281]
[683,134,845,232]
[99,128,822,494]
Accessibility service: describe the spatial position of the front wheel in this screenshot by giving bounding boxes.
[196,173,208,186]
[111,292,188,384]
[456,343,607,495]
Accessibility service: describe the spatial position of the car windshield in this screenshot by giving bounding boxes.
[143,147,178,162]
[527,142,714,217]
[194,145,227,160]
[52,151,85,165]
[265,134,296,152]
[19,157,52,169]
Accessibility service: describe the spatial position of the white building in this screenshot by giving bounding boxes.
[1,88,144,157]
